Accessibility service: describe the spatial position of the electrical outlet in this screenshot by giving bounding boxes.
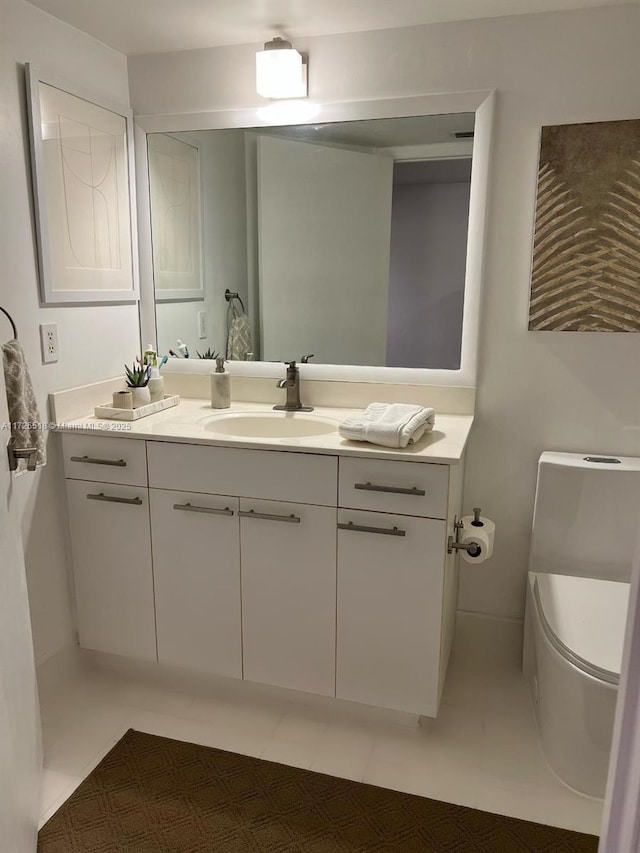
[40,323,59,364]
[197,311,207,339]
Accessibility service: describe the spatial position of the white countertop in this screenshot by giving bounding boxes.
[56,399,473,465]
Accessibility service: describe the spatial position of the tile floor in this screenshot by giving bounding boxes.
[38,614,604,836]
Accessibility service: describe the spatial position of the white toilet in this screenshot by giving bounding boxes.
[523,451,639,798]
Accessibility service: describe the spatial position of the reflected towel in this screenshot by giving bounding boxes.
[339,402,435,449]
[227,314,252,361]
[2,340,47,474]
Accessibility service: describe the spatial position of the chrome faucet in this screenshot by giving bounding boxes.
[274,361,314,412]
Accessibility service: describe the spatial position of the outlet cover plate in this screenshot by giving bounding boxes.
[40,323,59,363]
[197,311,207,339]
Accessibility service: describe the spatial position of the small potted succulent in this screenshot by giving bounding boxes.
[196,348,220,359]
[125,362,151,408]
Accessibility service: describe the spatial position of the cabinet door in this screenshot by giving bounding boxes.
[336,509,446,716]
[150,489,242,678]
[66,479,156,661]
[240,499,336,696]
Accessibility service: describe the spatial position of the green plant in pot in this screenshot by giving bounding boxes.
[125,362,151,408]
[196,348,220,359]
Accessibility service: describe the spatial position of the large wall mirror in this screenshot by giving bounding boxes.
[147,112,476,371]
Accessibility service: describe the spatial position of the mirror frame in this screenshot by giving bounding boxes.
[135,90,495,387]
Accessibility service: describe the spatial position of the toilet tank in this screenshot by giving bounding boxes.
[529,451,640,583]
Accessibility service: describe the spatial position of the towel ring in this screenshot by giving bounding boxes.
[224,289,246,313]
[0,306,18,340]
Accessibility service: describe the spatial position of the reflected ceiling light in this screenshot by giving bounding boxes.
[256,100,320,124]
[256,37,308,99]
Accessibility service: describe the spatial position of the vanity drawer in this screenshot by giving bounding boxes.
[147,441,337,506]
[339,457,448,518]
[62,434,148,486]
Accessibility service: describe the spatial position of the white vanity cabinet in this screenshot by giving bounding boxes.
[62,434,156,661]
[335,456,454,716]
[145,442,339,690]
[239,499,336,696]
[61,431,463,718]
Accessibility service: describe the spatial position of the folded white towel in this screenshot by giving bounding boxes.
[339,402,435,449]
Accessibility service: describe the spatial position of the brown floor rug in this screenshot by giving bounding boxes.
[38,729,599,852]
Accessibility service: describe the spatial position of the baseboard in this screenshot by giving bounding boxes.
[82,648,424,728]
[456,609,524,625]
[452,610,524,667]
[36,640,81,698]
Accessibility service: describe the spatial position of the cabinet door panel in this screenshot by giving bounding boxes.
[337,509,446,716]
[240,499,336,696]
[66,479,156,660]
[150,489,242,678]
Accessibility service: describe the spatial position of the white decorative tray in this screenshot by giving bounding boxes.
[94,395,180,421]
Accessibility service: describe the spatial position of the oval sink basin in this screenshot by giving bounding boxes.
[204,412,337,439]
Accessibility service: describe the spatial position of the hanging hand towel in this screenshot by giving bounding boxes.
[227,314,252,361]
[2,340,47,474]
[339,402,435,449]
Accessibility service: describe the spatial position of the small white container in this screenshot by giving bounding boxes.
[131,386,151,408]
[112,390,133,409]
[148,376,165,403]
[211,358,230,409]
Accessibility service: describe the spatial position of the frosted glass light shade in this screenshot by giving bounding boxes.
[256,40,307,99]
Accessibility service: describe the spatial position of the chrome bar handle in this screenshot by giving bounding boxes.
[239,510,301,524]
[87,492,142,506]
[338,521,406,537]
[354,482,425,496]
[71,455,127,467]
[173,503,234,517]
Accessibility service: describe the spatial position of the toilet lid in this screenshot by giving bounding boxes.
[533,573,630,684]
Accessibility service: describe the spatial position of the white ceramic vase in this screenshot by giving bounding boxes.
[130,386,151,408]
[148,376,165,403]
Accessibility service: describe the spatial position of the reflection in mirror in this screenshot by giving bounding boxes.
[148,113,474,369]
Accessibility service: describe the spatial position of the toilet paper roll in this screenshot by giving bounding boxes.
[459,527,492,563]
[462,514,495,539]
[459,515,495,564]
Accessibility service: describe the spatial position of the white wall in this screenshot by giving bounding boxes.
[129,4,640,620]
[0,0,139,663]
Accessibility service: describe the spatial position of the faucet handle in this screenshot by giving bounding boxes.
[301,353,314,363]
[284,360,297,371]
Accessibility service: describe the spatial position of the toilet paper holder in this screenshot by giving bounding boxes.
[447,507,482,557]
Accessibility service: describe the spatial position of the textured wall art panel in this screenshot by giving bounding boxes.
[529,119,640,331]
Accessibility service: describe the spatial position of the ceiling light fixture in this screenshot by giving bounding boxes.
[256,37,308,100]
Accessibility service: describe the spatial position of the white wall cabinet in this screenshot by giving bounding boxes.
[62,435,462,717]
[149,489,242,678]
[240,499,336,696]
